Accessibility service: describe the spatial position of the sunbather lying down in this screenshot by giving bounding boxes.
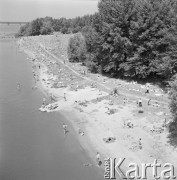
[123,120,134,128]
[103,137,116,143]
[106,108,117,115]
[48,104,58,110]
[39,103,58,112]
[150,125,164,133]
[78,128,84,136]
[152,102,160,107]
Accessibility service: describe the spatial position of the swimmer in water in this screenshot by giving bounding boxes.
[17,83,21,91]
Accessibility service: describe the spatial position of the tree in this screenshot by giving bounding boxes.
[96,0,136,74]
[125,0,177,78]
[40,17,54,35]
[86,0,177,79]
[28,18,43,36]
[67,33,87,62]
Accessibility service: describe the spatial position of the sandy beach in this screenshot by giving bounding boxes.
[17,34,177,179]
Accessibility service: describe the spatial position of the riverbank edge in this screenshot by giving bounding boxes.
[17,39,106,174]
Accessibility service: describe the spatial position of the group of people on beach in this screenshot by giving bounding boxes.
[62,122,101,166]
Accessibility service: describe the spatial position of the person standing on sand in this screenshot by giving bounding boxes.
[148,99,151,106]
[163,118,167,128]
[139,138,142,149]
[138,98,142,107]
[62,123,68,134]
[96,152,100,166]
[50,95,54,103]
[145,86,149,94]
[42,97,46,105]
[64,93,67,101]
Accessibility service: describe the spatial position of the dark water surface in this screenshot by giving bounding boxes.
[0,39,103,180]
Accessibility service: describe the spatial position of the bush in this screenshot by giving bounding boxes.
[72,26,81,34]
[40,26,53,35]
[84,53,98,73]
[67,33,87,62]
[85,60,98,73]
[61,27,68,34]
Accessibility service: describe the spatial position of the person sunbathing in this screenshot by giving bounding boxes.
[78,128,84,136]
[127,121,134,128]
[103,137,116,143]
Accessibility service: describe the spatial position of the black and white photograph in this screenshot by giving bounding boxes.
[0,0,177,179]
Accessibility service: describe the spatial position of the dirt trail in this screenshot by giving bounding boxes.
[39,43,169,106]
[39,43,111,90]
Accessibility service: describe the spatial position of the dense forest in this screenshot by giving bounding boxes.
[17,0,177,81]
[15,14,96,36]
[68,0,177,80]
[16,0,177,122]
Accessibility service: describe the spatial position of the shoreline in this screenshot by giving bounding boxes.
[17,35,177,179]
[17,37,106,169]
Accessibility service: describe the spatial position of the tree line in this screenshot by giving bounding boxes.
[15,14,96,37]
[17,0,177,124]
[69,0,177,80]
[16,0,177,81]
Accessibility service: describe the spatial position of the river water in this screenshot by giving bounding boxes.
[0,39,103,180]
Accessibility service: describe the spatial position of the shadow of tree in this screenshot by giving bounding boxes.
[100,71,169,92]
